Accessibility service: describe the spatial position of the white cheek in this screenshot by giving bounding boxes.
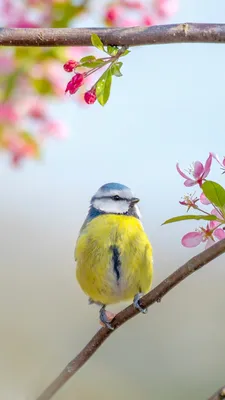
[93,199,129,214]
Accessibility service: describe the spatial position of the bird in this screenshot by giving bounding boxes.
[75,182,153,330]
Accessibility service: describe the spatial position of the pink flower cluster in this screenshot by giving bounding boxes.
[64,63,97,105]
[177,153,225,249]
[104,0,178,27]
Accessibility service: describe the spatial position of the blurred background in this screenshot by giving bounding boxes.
[1,0,225,399]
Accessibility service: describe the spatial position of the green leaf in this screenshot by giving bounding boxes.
[111,62,123,77]
[162,214,217,225]
[107,46,118,56]
[80,59,105,68]
[52,2,84,28]
[96,70,112,106]
[3,71,20,101]
[91,34,104,52]
[120,49,131,57]
[80,55,96,63]
[32,78,53,95]
[202,181,225,209]
[20,131,40,158]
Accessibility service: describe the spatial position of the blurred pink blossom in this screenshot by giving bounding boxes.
[121,0,144,9]
[9,18,40,28]
[4,134,36,166]
[45,62,67,96]
[104,1,155,27]
[0,104,19,123]
[153,0,178,17]
[28,101,47,121]
[40,121,67,139]
[0,55,15,74]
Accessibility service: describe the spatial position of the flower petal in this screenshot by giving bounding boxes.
[209,220,220,229]
[202,153,212,179]
[211,208,223,219]
[176,163,190,180]
[205,237,215,249]
[181,232,203,247]
[193,161,204,178]
[184,179,197,187]
[200,192,211,205]
[210,152,223,166]
[214,228,225,240]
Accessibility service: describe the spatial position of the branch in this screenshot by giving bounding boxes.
[36,238,225,400]
[208,385,225,400]
[1,23,225,47]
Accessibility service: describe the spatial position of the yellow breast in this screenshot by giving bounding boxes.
[75,214,153,305]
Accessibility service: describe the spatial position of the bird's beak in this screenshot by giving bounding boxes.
[130,197,140,205]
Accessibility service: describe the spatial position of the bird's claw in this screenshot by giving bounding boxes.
[99,306,114,330]
[133,293,148,314]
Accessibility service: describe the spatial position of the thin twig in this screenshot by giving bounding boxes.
[208,385,225,400]
[1,23,225,47]
[36,238,225,400]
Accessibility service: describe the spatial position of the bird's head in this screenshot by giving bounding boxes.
[90,182,141,218]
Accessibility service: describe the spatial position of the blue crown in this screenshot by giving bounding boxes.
[99,182,130,192]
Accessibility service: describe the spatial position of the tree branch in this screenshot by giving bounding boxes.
[36,238,225,400]
[208,385,225,400]
[1,23,225,47]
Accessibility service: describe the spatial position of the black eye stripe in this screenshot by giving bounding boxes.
[95,195,129,201]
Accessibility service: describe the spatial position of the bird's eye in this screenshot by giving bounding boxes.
[113,195,121,201]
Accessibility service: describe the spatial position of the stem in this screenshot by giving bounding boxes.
[2,24,225,47]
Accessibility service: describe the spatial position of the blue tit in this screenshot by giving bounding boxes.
[75,182,153,330]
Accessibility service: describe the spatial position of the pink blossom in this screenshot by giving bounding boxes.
[182,231,204,248]
[182,218,225,249]
[176,153,212,187]
[179,194,199,211]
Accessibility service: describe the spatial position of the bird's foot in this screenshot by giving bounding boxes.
[99,306,115,330]
[133,293,147,314]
